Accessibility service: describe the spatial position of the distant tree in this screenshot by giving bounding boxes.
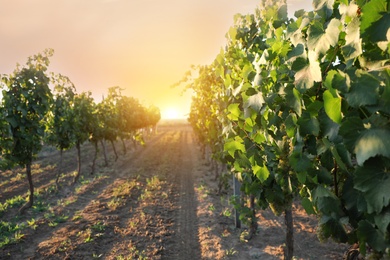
[0,49,53,213]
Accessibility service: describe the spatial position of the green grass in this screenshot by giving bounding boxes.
[0,220,27,248]
[91,221,106,232]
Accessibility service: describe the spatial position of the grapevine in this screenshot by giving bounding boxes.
[0,50,162,212]
[184,0,390,258]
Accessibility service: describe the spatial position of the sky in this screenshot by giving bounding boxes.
[0,0,311,119]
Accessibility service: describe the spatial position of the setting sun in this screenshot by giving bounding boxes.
[162,108,181,119]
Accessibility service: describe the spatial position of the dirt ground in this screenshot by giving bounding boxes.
[0,121,348,259]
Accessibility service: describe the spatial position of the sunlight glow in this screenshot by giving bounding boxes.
[162,108,181,119]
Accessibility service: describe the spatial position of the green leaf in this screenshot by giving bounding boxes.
[360,0,388,37]
[252,131,266,144]
[346,71,380,108]
[323,90,342,124]
[289,151,312,172]
[341,17,362,61]
[329,145,348,171]
[313,0,335,20]
[293,51,322,92]
[357,220,387,252]
[224,136,245,157]
[307,19,341,55]
[244,93,265,113]
[324,70,350,94]
[339,116,364,151]
[227,103,241,121]
[374,208,390,235]
[318,216,348,243]
[302,197,316,215]
[242,64,254,80]
[354,161,390,214]
[285,86,302,116]
[318,110,340,142]
[285,113,298,138]
[354,129,390,165]
[228,26,237,41]
[252,163,270,183]
[298,111,320,136]
[287,43,305,61]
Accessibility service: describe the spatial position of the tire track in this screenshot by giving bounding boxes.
[170,127,201,259]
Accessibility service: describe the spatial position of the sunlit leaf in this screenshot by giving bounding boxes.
[313,0,335,20]
[244,92,265,113]
[360,0,388,37]
[324,70,350,94]
[323,90,342,124]
[293,51,322,92]
[341,17,362,61]
[307,19,341,54]
[354,129,390,165]
[227,103,241,121]
[252,163,270,183]
[224,136,245,157]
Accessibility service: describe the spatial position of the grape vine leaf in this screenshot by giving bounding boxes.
[224,136,245,157]
[244,92,265,113]
[367,13,390,42]
[313,0,335,20]
[357,220,387,253]
[286,86,302,116]
[252,163,270,183]
[293,51,322,92]
[302,197,316,215]
[341,17,362,61]
[297,111,320,136]
[354,161,390,214]
[345,71,380,108]
[354,129,390,165]
[339,116,364,152]
[374,208,390,235]
[360,0,388,38]
[227,103,241,121]
[323,89,342,124]
[318,110,340,142]
[307,18,341,54]
[324,69,350,94]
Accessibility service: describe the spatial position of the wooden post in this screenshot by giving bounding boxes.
[233,175,241,228]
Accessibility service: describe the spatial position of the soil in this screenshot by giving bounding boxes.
[0,121,348,259]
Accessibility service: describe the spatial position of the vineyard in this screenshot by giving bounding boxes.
[182,0,390,259]
[0,122,349,259]
[0,49,161,214]
[1,0,390,259]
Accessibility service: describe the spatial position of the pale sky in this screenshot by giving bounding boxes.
[0,0,311,119]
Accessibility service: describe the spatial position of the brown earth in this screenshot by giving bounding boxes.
[0,121,348,259]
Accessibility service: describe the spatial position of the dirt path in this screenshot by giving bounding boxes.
[1,122,348,259]
[169,128,201,259]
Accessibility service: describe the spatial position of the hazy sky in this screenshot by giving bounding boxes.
[0,0,311,118]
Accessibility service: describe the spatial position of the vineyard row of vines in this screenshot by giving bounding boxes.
[181,0,390,259]
[0,49,161,213]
